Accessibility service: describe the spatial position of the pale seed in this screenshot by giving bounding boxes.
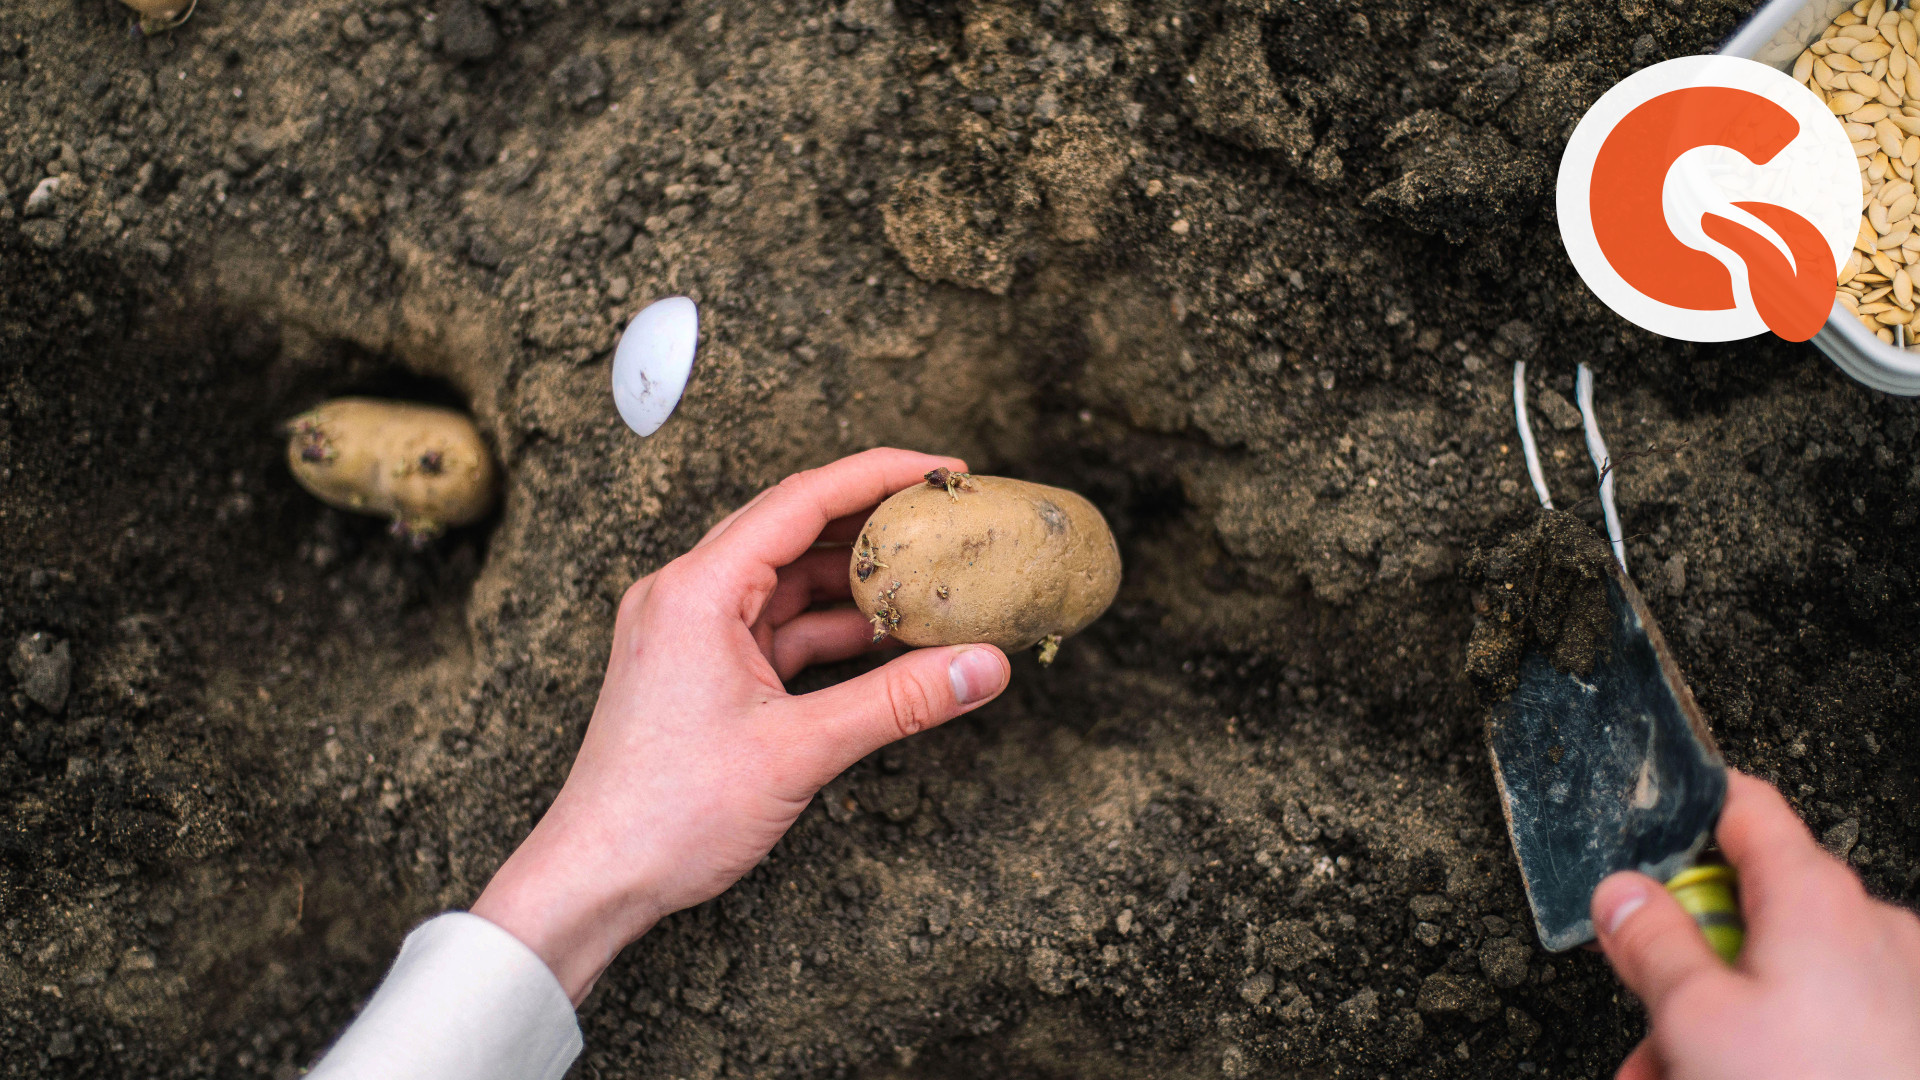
[1849,120,1878,139]
[1853,102,1893,122]
[1831,89,1869,113]
[1904,21,1918,52]
[1855,137,1881,157]
[1878,118,1905,155]
[1797,50,1818,81]
[1832,51,1866,71]
[1874,248,1902,276]
[1897,268,1913,307]
[1865,284,1895,302]
[1892,47,1908,79]
[1859,41,1894,61]
[1890,113,1920,134]
[1871,57,1890,82]
[1861,218,1881,251]
[1847,70,1882,96]
[1873,201,1893,232]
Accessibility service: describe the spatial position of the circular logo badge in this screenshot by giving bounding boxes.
[1558,55,1861,343]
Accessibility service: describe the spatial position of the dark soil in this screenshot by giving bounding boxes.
[3,1,1918,1078]
[1464,510,1616,704]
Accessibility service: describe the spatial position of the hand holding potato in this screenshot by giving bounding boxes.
[470,449,1012,1003]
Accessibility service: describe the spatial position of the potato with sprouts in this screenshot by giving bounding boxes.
[850,470,1121,663]
[119,0,196,33]
[286,398,497,542]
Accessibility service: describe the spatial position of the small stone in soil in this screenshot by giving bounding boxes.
[24,176,61,217]
[10,633,73,714]
[438,0,501,62]
[1535,387,1583,431]
[551,55,609,110]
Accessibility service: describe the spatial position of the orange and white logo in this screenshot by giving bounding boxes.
[1558,56,1861,342]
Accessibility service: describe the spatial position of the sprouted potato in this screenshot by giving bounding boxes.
[119,0,196,33]
[286,398,497,543]
[850,469,1121,663]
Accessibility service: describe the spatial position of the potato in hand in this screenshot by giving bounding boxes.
[851,469,1121,663]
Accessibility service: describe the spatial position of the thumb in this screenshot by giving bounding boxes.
[787,644,1010,765]
[1593,871,1735,1012]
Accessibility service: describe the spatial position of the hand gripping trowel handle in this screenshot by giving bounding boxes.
[1665,862,1744,964]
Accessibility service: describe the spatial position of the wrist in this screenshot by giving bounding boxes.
[471,805,666,1004]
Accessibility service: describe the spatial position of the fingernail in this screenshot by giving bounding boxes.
[1599,880,1650,935]
[948,648,1004,705]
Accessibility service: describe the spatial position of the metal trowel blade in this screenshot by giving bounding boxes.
[1487,562,1727,952]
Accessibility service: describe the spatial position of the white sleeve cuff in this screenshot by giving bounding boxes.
[307,911,582,1080]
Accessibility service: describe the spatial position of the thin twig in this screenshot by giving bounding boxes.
[1595,438,1693,486]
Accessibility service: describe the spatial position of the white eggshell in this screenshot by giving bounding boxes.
[612,296,699,436]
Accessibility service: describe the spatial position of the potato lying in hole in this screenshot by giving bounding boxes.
[850,470,1121,661]
[119,0,195,32]
[286,398,497,542]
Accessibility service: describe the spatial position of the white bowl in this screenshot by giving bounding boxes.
[1723,0,1920,393]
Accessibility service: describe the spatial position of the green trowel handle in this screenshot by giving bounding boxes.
[1667,864,1744,964]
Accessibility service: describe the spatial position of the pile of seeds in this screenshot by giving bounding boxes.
[1801,0,1920,347]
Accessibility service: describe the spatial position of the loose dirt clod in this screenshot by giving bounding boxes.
[1463,510,1616,704]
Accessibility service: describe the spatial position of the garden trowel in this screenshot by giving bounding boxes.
[1483,363,1739,955]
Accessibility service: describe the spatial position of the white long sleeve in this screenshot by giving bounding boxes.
[307,911,582,1080]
